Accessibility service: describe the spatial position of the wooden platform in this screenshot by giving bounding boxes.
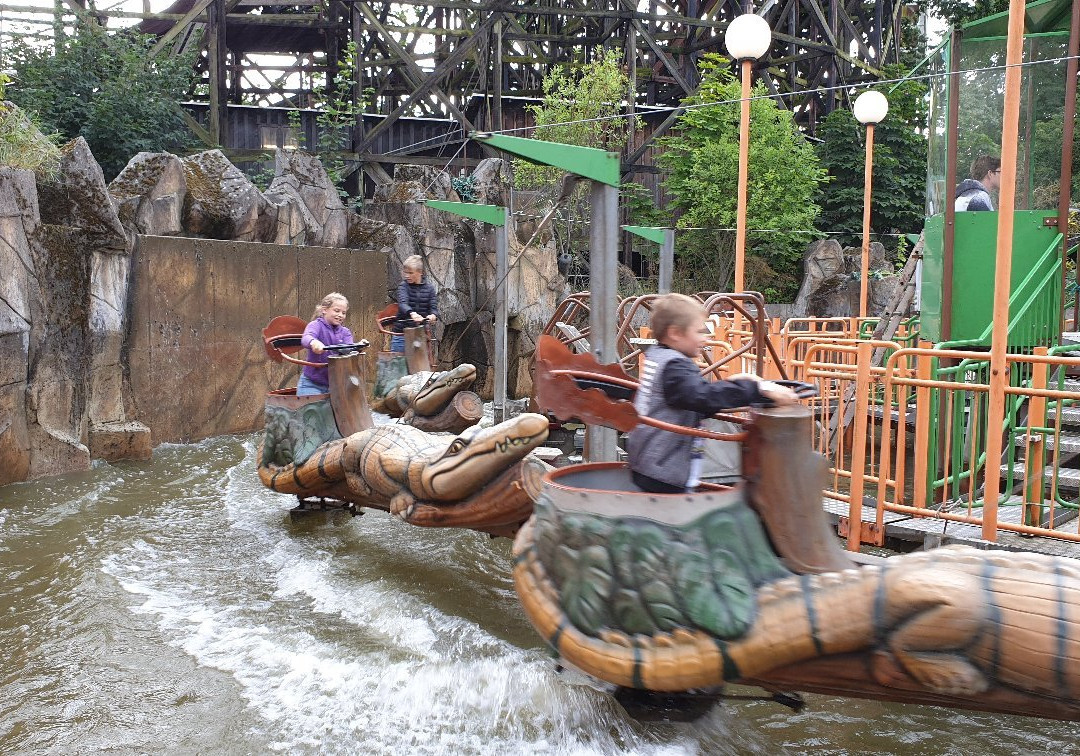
[822,497,1080,558]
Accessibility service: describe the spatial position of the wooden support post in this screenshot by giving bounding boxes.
[207,0,227,146]
[493,16,503,133]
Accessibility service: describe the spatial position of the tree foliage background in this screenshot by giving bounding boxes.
[658,54,826,300]
[815,64,928,253]
[7,24,198,180]
[513,49,644,294]
[514,49,638,189]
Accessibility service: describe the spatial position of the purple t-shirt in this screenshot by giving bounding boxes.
[300,317,354,388]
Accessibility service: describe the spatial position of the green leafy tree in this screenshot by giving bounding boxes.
[657,54,825,300]
[8,24,199,179]
[311,41,363,203]
[914,0,1009,25]
[515,49,638,188]
[815,65,928,252]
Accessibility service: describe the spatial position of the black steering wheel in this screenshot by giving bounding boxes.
[322,340,371,353]
[772,379,819,399]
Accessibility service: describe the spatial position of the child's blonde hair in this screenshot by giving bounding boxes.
[650,293,705,342]
[312,292,348,320]
[402,254,424,273]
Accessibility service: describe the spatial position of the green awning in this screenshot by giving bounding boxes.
[961,0,1074,39]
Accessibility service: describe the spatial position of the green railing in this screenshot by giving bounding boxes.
[920,234,1067,507]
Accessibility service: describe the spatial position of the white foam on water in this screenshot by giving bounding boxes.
[98,438,705,754]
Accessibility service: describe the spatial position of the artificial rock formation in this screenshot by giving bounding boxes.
[0,121,561,485]
[109,152,187,236]
[182,149,266,241]
[263,149,348,247]
[41,138,150,464]
[792,238,904,318]
[0,166,40,484]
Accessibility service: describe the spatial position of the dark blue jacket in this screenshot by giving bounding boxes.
[628,344,764,489]
[395,279,438,331]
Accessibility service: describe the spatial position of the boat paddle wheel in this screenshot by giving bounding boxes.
[515,334,1080,721]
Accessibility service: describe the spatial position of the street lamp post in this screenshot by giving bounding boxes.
[853,90,889,319]
[724,12,771,293]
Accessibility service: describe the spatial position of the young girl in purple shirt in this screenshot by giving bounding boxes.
[297,292,354,396]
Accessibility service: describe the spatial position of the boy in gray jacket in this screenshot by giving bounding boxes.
[627,294,796,494]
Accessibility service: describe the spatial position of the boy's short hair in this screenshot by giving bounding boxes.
[970,155,1001,181]
[650,293,705,342]
[402,254,424,272]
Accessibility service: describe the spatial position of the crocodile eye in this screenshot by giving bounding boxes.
[445,439,466,456]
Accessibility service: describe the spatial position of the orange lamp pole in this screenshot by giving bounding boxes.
[735,58,752,293]
[724,11,771,294]
[981,0,1027,541]
[859,124,875,318]
[853,90,888,319]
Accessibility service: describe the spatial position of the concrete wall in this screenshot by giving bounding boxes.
[128,236,387,445]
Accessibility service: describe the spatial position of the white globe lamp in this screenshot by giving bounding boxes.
[854,90,889,125]
[724,14,772,61]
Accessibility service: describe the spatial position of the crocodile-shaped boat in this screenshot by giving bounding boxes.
[256,316,548,537]
[513,334,1080,720]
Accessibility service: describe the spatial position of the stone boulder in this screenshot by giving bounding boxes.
[372,164,458,203]
[109,151,187,236]
[37,138,130,253]
[264,149,347,247]
[792,239,897,318]
[182,149,265,241]
[469,158,513,207]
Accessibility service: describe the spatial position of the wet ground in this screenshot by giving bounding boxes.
[1,434,1077,754]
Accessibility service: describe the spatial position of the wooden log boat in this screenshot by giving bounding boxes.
[256,316,548,537]
[513,335,1080,720]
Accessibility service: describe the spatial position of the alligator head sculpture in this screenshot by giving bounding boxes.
[374,364,483,433]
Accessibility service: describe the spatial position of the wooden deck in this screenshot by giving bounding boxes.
[822,497,1080,558]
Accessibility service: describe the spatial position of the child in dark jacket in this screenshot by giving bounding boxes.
[627,293,797,494]
[392,254,438,353]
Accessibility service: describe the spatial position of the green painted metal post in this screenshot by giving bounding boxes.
[424,200,510,421]
[493,208,510,423]
[472,133,621,460]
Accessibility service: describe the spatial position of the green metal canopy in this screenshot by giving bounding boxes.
[962,0,1074,38]
[470,132,621,186]
[424,200,506,225]
[621,225,669,245]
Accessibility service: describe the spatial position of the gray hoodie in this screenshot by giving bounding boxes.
[955,178,994,212]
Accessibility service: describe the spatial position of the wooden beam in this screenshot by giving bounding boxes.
[354,0,480,134]
[149,0,213,57]
[180,109,215,146]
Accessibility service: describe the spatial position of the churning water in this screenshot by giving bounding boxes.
[1,435,1078,755]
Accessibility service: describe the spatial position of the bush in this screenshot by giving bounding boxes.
[7,24,198,180]
[658,54,825,300]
